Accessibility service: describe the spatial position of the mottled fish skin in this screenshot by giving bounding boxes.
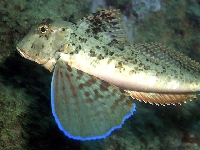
[17,19,76,71]
[17,10,200,105]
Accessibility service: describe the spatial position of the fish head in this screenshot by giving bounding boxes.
[16,19,74,70]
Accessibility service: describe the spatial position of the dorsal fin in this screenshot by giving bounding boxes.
[77,10,126,43]
[134,43,200,73]
[126,90,197,105]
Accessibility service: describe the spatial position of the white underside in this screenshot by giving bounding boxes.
[59,53,198,93]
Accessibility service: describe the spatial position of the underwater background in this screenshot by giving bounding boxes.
[0,0,200,149]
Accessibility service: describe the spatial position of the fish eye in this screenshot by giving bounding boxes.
[40,26,46,33]
[38,24,50,35]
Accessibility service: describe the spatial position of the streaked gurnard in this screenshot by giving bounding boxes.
[16,10,200,141]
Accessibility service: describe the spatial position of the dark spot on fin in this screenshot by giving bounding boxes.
[77,10,126,43]
[134,43,200,73]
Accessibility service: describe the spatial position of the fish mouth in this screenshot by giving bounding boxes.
[17,47,35,62]
[16,46,51,65]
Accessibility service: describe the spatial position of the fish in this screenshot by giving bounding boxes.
[16,10,200,140]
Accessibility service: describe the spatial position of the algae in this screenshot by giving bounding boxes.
[0,0,200,149]
[0,0,90,149]
[132,0,200,62]
[0,82,27,149]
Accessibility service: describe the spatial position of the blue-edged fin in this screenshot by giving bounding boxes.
[51,60,136,141]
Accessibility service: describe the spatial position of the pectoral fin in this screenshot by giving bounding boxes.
[51,60,136,141]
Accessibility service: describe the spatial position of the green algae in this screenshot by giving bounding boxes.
[132,0,200,62]
[105,0,132,9]
[0,54,81,149]
[0,81,28,149]
[0,0,90,149]
[0,0,200,149]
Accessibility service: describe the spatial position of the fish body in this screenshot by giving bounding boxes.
[16,10,200,140]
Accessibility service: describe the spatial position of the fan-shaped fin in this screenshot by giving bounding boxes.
[127,90,196,105]
[77,9,126,43]
[51,60,136,141]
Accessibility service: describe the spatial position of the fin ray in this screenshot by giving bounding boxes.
[127,90,196,105]
[77,9,126,43]
[133,43,200,72]
[51,60,136,141]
